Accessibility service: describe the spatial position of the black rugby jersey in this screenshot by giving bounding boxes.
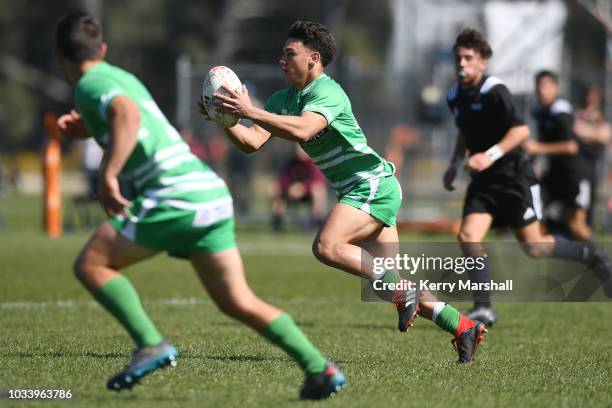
[531,99,586,177]
[447,76,525,169]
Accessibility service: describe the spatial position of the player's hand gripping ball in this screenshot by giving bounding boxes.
[202,66,242,128]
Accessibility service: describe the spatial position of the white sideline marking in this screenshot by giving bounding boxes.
[0,297,207,310]
[0,296,340,310]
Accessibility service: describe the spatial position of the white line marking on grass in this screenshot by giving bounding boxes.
[0,297,208,310]
[0,296,347,310]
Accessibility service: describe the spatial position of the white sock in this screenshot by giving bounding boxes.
[432,302,446,322]
[369,270,387,285]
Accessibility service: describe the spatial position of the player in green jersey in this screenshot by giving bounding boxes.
[55,12,345,399]
[202,20,486,363]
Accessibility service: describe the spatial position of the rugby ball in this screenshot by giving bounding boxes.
[202,66,242,128]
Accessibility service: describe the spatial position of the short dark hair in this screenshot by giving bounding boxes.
[535,70,558,84]
[56,11,103,63]
[453,28,493,59]
[287,21,336,67]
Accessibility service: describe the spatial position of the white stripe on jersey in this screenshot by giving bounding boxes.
[303,104,334,124]
[131,143,190,178]
[165,196,233,211]
[144,179,227,198]
[480,76,504,94]
[318,153,362,170]
[134,152,199,188]
[310,146,342,163]
[551,99,573,115]
[99,89,124,119]
[159,171,219,186]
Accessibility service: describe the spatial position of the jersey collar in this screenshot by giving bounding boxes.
[299,74,328,95]
[461,75,487,96]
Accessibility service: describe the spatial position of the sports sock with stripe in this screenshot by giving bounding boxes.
[433,303,465,335]
[369,269,401,302]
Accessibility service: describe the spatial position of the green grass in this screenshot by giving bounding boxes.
[1,194,611,407]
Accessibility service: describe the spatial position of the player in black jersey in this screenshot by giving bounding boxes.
[442,29,612,325]
[524,71,592,240]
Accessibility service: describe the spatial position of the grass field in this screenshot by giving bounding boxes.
[1,194,611,407]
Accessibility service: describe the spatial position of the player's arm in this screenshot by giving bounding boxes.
[467,125,530,172]
[99,95,140,216]
[214,85,328,143]
[57,110,90,139]
[523,112,578,156]
[496,124,530,153]
[223,123,272,154]
[442,132,467,191]
[250,109,327,143]
[522,139,578,156]
[467,85,529,172]
[197,95,271,153]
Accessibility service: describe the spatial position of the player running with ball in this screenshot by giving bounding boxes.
[200,20,486,363]
[55,12,344,400]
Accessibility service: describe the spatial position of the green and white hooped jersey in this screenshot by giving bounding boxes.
[264,74,395,196]
[74,62,232,227]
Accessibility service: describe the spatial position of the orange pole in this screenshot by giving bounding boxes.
[43,113,62,238]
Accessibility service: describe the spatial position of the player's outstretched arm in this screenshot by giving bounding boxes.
[57,110,90,139]
[214,85,327,143]
[99,95,139,216]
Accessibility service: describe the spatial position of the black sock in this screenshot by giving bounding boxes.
[551,235,594,264]
[467,256,492,308]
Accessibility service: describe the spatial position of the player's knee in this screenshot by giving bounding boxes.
[72,254,89,282]
[458,230,476,243]
[73,249,102,282]
[521,242,547,258]
[216,296,256,321]
[458,232,485,255]
[312,239,337,264]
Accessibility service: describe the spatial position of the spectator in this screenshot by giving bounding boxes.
[270,145,328,232]
[573,85,611,225]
